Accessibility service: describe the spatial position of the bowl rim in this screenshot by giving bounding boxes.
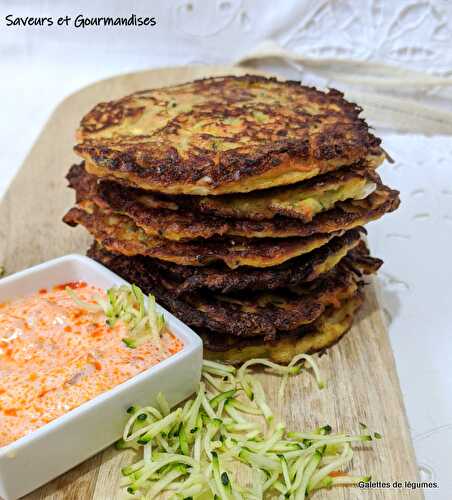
[0,253,202,456]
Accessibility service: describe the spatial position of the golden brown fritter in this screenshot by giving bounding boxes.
[69,161,380,222]
[225,186,399,238]
[87,230,368,295]
[67,163,230,241]
[202,294,363,364]
[66,163,399,241]
[182,266,360,337]
[63,202,344,268]
[68,161,380,234]
[75,75,385,195]
[191,164,379,221]
[178,238,380,295]
[87,244,370,338]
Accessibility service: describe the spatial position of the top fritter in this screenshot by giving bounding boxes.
[75,75,385,195]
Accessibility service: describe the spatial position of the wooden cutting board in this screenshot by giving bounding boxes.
[0,65,421,499]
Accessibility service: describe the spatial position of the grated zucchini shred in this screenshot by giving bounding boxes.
[66,284,165,348]
[116,355,378,498]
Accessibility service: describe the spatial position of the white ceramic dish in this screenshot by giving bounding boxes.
[0,254,203,500]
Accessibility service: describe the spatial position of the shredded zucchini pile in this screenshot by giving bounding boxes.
[117,355,379,498]
[66,284,165,348]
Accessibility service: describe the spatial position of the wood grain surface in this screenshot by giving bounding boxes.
[0,65,422,499]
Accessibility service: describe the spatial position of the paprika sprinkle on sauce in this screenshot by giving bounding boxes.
[0,282,182,447]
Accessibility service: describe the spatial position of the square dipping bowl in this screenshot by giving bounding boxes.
[0,254,203,500]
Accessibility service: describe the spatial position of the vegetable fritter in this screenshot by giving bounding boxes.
[75,75,385,195]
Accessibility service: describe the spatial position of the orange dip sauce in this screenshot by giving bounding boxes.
[0,282,183,447]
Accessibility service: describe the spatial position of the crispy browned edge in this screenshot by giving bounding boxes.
[87,243,377,339]
[63,202,345,268]
[74,75,384,194]
[64,163,399,245]
[87,230,369,295]
[193,162,380,221]
[63,185,398,268]
[67,163,384,240]
[201,293,363,364]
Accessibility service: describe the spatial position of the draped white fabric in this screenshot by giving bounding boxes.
[1,0,451,198]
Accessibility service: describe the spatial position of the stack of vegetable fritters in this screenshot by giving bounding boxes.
[64,75,399,363]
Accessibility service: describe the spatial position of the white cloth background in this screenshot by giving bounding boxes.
[1,1,452,497]
[1,0,452,196]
